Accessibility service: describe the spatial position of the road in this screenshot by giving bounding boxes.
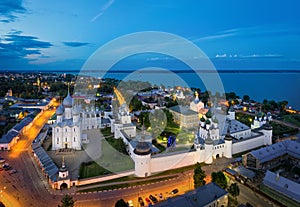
[0,102,59,207]
[237,183,277,207]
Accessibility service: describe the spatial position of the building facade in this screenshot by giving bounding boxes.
[168,105,199,128]
[51,92,102,150]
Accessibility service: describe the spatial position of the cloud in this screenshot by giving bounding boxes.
[196,33,235,41]
[215,54,227,58]
[0,0,26,23]
[239,54,283,59]
[63,41,89,47]
[0,30,52,63]
[195,25,300,43]
[91,0,114,22]
[214,53,283,59]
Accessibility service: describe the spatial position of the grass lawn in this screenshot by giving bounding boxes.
[260,184,300,207]
[157,127,194,150]
[283,114,300,127]
[270,121,298,136]
[79,162,111,178]
[96,138,134,173]
[79,127,134,178]
[101,127,113,137]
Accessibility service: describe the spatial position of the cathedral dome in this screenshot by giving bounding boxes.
[134,142,151,155]
[205,137,213,145]
[205,131,213,145]
[63,92,73,108]
[56,105,64,115]
[224,127,232,141]
[262,122,272,130]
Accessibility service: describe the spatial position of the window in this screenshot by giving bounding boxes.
[57,128,59,132]
[74,137,76,142]
[65,128,67,132]
[74,128,75,132]
[57,138,59,144]
[65,138,67,142]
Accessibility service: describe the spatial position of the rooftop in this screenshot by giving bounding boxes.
[32,146,59,179]
[169,105,198,116]
[250,140,300,163]
[155,182,228,207]
[263,170,300,203]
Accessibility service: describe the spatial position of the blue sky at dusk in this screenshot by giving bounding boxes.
[1,0,300,71]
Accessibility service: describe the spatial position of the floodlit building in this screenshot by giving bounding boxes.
[189,91,205,113]
[0,116,33,150]
[195,108,273,161]
[168,105,199,128]
[52,91,102,150]
[108,102,273,177]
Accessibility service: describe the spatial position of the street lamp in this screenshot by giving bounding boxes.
[188,172,192,191]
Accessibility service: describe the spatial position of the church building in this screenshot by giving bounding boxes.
[51,91,102,150]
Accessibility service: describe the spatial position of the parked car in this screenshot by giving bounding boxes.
[127,200,133,207]
[158,193,163,199]
[145,197,152,205]
[3,164,11,171]
[8,169,17,175]
[171,189,179,194]
[149,195,158,203]
[138,197,145,206]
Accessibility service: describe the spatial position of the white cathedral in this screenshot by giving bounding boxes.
[51,91,102,150]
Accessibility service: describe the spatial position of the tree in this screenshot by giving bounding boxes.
[193,162,206,188]
[115,199,127,207]
[211,171,227,189]
[58,194,76,207]
[243,95,250,102]
[139,112,150,128]
[228,183,240,198]
[129,96,142,111]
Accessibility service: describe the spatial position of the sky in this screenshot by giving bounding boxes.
[1,0,300,71]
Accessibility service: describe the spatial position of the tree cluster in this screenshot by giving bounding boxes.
[211,171,227,189]
[193,162,206,188]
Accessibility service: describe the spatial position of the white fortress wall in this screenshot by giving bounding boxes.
[77,170,134,186]
[150,149,205,174]
[232,134,264,154]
